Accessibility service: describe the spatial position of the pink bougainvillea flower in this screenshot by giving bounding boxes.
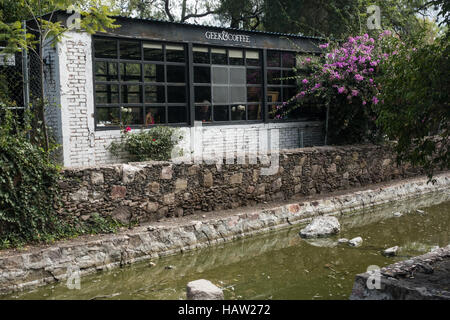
[337,86,346,94]
[372,96,379,105]
[319,43,329,49]
[354,74,364,81]
[302,78,309,84]
[362,101,367,105]
[351,89,359,96]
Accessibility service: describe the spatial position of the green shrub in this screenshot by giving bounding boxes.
[0,107,124,249]
[0,106,63,247]
[108,126,184,162]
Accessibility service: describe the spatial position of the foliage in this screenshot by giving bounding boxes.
[0,105,62,247]
[109,0,220,22]
[376,32,449,178]
[108,126,184,162]
[0,106,123,249]
[275,32,393,144]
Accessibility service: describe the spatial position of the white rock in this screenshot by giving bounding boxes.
[299,216,341,238]
[416,209,425,214]
[348,237,363,247]
[338,238,349,244]
[382,246,399,256]
[186,279,224,300]
[393,212,403,217]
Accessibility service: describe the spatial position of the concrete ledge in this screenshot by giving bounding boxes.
[1,172,449,295]
[350,245,450,300]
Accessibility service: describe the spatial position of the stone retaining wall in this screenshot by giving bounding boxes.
[350,244,450,300]
[58,144,421,224]
[1,173,449,294]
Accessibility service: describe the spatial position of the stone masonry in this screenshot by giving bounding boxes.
[57,144,422,224]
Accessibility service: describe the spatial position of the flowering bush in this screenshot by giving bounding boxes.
[108,126,184,162]
[275,32,394,144]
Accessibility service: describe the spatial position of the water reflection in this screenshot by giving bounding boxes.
[4,191,450,300]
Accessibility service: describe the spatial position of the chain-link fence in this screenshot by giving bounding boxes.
[0,40,42,125]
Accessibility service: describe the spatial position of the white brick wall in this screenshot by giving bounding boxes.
[48,31,325,168]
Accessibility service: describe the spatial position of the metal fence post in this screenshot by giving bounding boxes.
[22,20,30,112]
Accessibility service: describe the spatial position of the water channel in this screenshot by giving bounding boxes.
[3,191,450,300]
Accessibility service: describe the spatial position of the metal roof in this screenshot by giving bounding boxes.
[111,15,325,41]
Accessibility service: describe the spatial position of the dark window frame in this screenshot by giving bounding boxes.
[192,45,264,124]
[93,36,189,130]
[92,35,321,130]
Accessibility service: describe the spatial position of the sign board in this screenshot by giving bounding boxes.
[205,31,251,43]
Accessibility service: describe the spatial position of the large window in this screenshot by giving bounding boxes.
[193,46,263,123]
[93,37,188,128]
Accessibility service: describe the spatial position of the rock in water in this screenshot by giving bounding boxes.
[186,279,224,300]
[393,212,402,217]
[299,216,340,238]
[348,237,363,247]
[338,238,349,244]
[382,246,399,257]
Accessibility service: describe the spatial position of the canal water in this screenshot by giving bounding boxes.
[3,191,450,300]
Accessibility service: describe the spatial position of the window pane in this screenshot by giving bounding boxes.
[121,107,143,125]
[167,86,186,103]
[230,67,246,84]
[283,87,297,101]
[193,47,209,64]
[94,38,117,59]
[121,85,142,103]
[282,52,296,68]
[230,86,246,103]
[195,105,212,122]
[95,84,119,104]
[145,107,166,125]
[247,104,262,120]
[229,49,244,65]
[211,48,227,64]
[283,69,297,85]
[96,107,120,127]
[246,69,261,84]
[120,63,141,82]
[212,86,228,104]
[143,43,163,61]
[167,65,186,83]
[267,87,281,102]
[231,104,246,121]
[95,62,118,81]
[145,85,165,103]
[194,86,211,103]
[268,69,281,84]
[246,50,260,66]
[194,66,211,83]
[144,64,164,82]
[212,66,228,84]
[168,106,187,123]
[247,87,262,102]
[119,40,141,60]
[213,105,229,121]
[267,50,280,67]
[166,45,185,62]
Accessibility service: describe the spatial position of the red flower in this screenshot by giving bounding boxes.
[152,138,156,142]
[125,126,131,133]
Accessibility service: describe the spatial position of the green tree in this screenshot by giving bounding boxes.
[0,0,118,151]
[376,31,449,179]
